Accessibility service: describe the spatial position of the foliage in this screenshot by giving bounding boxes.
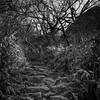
[0,0,100,100]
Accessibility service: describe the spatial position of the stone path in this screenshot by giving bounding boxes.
[7,65,77,100]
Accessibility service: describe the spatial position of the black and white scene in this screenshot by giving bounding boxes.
[0,0,100,100]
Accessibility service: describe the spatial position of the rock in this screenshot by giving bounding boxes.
[26,86,50,93]
[43,77,55,85]
[20,96,34,100]
[50,95,69,100]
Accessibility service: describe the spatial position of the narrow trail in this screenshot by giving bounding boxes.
[8,63,76,100]
[7,36,76,100]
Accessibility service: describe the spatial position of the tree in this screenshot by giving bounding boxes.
[13,0,99,45]
[0,0,99,46]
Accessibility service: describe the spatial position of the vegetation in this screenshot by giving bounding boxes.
[0,0,100,100]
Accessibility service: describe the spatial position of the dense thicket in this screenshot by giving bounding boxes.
[0,0,100,100]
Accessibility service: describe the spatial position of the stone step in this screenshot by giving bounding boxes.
[25,86,50,93]
[50,95,69,100]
